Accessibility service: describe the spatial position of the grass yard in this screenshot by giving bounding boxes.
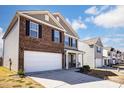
[0,66,44,88]
[87,69,124,84]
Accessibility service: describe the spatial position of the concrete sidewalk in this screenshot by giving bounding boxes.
[29,70,123,88]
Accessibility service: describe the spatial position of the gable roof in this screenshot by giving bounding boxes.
[18,11,65,31]
[82,37,103,46]
[104,47,115,51]
[53,12,79,38]
[3,11,66,39]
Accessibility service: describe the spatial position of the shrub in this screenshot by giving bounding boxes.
[17,69,25,78]
[80,65,90,73]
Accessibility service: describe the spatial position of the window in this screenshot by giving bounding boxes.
[30,21,39,38]
[65,36,69,46]
[53,30,60,43]
[45,15,49,21]
[97,46,101,53]
[72,39,77,48]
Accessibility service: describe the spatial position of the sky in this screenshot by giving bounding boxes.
[0,5,124,56]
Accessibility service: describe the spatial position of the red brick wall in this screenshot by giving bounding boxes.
[18,16,64,71]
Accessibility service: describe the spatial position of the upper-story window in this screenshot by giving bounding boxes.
[65,36,69,46]
[52,30,61,43]
[97,46,101,53]
[30,21,39,38]
[64,36,77,48]
[45,15,49,21]
[72,39,77,48]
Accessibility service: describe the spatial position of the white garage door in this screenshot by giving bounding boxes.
[95,59,103,67]
[24,51,62,73]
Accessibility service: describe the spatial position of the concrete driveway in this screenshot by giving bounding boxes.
[28,70,122,88]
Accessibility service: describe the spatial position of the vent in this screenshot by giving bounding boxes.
[45,15,49,21]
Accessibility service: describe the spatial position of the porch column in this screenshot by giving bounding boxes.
[66,51,69,69]
[76,53,79,68]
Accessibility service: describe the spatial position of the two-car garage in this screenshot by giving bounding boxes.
[24,51,62,73]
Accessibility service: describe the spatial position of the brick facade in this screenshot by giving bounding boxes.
[18,16,64,71]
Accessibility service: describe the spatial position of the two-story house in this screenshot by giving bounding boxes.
[121,52,124,63]
[2,11,84,73]
[78,38,103,68]
[103,47,117,66]
[116,50,122,64]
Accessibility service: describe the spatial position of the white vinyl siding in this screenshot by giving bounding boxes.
[78,41,95,68]
[95,59,103,67]
[3,20,19,71]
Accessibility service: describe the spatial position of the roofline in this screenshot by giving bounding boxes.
[80,37,103,46]
[18,10,49,14]
[3,13,18,39]
[53,12,79,38]
[65,33,78,39]
[17,11,65,32]
[18,11,66,32]
[3,11,66,39]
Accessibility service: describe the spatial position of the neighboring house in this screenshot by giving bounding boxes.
[53,13,84,69]
[103,48,109,66]
[78,38,103,68]
[2,11,84,73]
[103,47,117,66]
[116,50,122,64]
[121,52,124,63]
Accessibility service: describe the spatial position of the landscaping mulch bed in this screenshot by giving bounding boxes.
[78,69,124,84]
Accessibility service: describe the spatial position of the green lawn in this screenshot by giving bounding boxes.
[0,67,44,88]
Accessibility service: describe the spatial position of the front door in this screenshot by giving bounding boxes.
[68,54,76,68]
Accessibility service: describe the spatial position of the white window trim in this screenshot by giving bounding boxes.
[72,39,76,48]
[29,21,39,38]
[65,35,69,46]
[54,30,60,43]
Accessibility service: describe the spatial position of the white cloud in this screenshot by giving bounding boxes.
[0,27,4,57]
[85,6,98,15]
[115,34,124,37]
[85,5,109,15]
[66,17,87,31]
[93,6,124,28]
[102,34,124,51]
[81,36,91,41]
